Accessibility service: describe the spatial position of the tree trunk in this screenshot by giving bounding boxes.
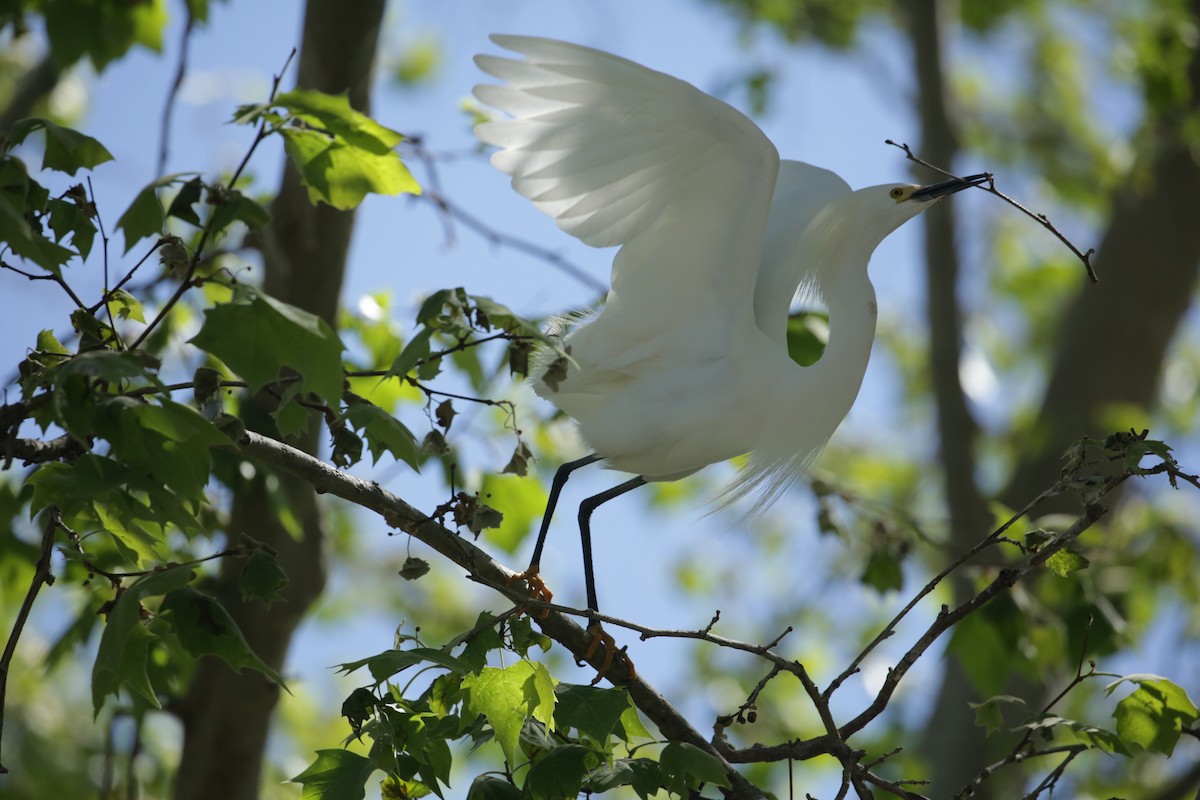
[172,3,386,798]
[913,1,1200,796]
[902,0,1001,793]
[1001,1,1200,508]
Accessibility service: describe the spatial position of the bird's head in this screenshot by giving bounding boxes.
[864,173,991,234]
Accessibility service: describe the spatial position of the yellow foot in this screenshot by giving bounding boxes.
[506,567,553,619]
[580,622,636,685]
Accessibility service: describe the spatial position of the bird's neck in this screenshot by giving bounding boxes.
[810,264,877,399]
[740,259,878,509]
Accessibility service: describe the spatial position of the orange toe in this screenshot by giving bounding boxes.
[507,568,553,618]
[582,623,635,684]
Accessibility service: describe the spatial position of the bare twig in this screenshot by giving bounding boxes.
[158,0,196,178]
[1023,745,1085,799]
[130,48,298,352]
[0,259,88,310]
[885,139,1099,284]
[825,479,1066,699]
[839,493,1116,742]
[59,514,243,586]
[88,177,124,350]
[407,137,607,294]
[0,510,59,774]
[88,234,167,316]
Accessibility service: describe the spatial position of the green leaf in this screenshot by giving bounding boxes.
[422,734,452,793]
[466,776,521,800]
[4,118,114,174]
[115,173,201,253]
[616,703,653,742]
[525,745,596,800]
[587,758,663,798]
[463,661,555,764]
[274,89,404,150]
[106,289,145,323]
[554,684,632,742]
[458,613,504,673]
[860,548,903,593]
[116,179,167,253]
[524,661,557,729]
[46,196,97,259]
[51,350,162,441]
[93,398,226,502]
[43,0,167,71]
[93,499,169,565]
[387,327,433,379]
[969,695,1026,735]
[92,567,194,714]
[1045,547,1090,577]
[1062,720,1130,756]
[29,455,147,517]
[1110,676,1200,756]
[36,328,71,356]
[159,587,286,687]
[342,402,421,470]
[240,550,289,606]
[338,647,472,685]
[506,615,552,658]
[381,775,432,799]
[0,191,75,272]
[279,126,419,210]
[207,189,271,235]
[291,749,376,800]
[190,289,346,402]
[165,176,204,225]
[54,348,159,385]
[659,742,731,794]
[470,294,550,341]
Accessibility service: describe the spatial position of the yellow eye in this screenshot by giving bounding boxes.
[889,187,905,200]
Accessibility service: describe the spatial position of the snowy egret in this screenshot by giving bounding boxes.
[473,35,985,666]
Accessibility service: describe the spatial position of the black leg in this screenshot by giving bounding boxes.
[578,476,647,613]
[527,453,601,571]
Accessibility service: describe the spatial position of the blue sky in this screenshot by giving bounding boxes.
[5,1,1157,796]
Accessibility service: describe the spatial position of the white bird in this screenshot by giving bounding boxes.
[473,35,984,666]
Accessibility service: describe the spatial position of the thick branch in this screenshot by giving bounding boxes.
[1,433,86,467]
[229,430,765,798]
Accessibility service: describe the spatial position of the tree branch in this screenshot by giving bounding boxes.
[227,429,765,798]
[0,510,58,774]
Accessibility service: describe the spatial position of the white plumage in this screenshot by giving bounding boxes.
[474,34,983,513]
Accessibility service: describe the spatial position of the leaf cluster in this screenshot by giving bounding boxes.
[292,615,730,800]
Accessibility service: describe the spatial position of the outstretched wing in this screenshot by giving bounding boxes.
[474,35,780,363]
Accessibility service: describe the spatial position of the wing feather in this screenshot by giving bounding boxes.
[473,33,780,326]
